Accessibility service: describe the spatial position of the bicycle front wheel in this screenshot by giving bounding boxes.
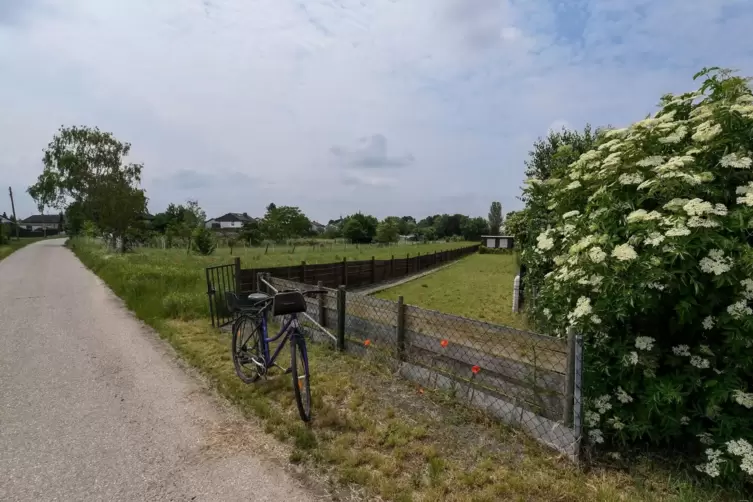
[290,333,312,422]
[232,315,264,384]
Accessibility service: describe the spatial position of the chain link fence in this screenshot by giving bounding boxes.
[261,274,583,460]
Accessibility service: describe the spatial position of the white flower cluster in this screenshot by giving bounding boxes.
[626,209,662,223]
[696,448,724,478]
[672,345,690,356]
[699,249,733,275]
[645,232,665,247]
[619,173,644,185]
[727,439,753,476]
[682,198,727,216]
[536,230,555,251]
[692,120,723,142]
[727,299,752,319]
[742,279,753,300]
[680,416,690,425]
[736,182,753,206]
[635,336,655,351]
[698,432,715,445]
[567,296,592,324]
[690,355,711,369]
[647,282,665,291]
[665,224,691,237]
[588,246,607,263]
[562,210,580,219]
[594,394,612,414]
[702,316,715,330]
[609,417,625,430]
[616,387,633,403]
[611,243,637,261]
[733,390,753,409]
[636,155,664,167]
[623,351,639,366]
[659,125,688,144]
[719,152,753,169]
[687,216,720,228]
[663,198,689,211]
[566,180,581,190]
[589,429,605,444]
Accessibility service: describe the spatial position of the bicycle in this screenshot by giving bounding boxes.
[226,287,327,422]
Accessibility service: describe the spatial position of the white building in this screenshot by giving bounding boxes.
[205,212,254,229]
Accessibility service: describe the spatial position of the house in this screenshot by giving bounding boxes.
[0,214,12,225]
[310,221,326,233]
[20,214,63,232]
[205,212,254,230]
[481,235,514,249]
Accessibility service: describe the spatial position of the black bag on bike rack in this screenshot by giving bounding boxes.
[272,290,307,316]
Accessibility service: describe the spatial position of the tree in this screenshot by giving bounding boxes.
[27,125,147,252]
[191,226,216,255]
[375,218,400,243]
[239,219,263,245]
[341,212,378,243]
[502,209,526,244]
[260,205,310,242]
[460,217,488,241]
[488,202,503,235]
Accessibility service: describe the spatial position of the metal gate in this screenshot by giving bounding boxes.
[205,263,237,328]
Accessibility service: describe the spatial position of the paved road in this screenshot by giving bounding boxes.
[0,239,320,502]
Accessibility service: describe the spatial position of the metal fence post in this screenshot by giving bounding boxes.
[234,256,242,293]
[341,258,347,286]
[563,327,576,427]
[396,295,406,361]
[573,334,584,460]
[337,286,346,351]
[206,267,216,328]
[317,280,326,327]
[300,260,306,283]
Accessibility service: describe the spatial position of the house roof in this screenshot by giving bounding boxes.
[311,221,325,228]
[209,212,254,223]
[0,216,11,224]
[21,214,62,224]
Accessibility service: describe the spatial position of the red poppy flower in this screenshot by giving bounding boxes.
[364,339,371,347]
[440,339,449,348]
[471,365,481,374]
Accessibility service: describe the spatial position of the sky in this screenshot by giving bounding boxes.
[2,0,753,223]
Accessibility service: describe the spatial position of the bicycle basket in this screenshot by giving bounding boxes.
[272,290,307,316]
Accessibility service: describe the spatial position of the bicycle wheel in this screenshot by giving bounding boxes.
[290,332,312,422]
[231,315,265,384]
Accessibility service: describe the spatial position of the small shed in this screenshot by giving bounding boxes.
[481,235,514,249]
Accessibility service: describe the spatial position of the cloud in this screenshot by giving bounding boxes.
[330,134,414,169]
[1,0,753,223]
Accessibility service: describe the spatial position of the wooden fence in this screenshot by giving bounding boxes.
[236,244,479,292]
[262,276,583,460]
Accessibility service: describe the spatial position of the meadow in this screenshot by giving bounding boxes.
[375,253,528,330]
[67,237,738,502]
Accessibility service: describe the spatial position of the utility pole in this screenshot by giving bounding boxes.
[8,186,19,240]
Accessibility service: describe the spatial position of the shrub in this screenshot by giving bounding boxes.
[478,246,515,255]
[522,68,753,481]
[191,226,216,255]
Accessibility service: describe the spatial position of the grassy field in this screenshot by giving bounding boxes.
[0,237,44,262]
[375,253,528,330]
[67,237,740,502]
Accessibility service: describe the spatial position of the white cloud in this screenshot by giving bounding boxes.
[1,0,752,221]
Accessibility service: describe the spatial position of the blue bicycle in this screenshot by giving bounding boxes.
[227,288,326,422]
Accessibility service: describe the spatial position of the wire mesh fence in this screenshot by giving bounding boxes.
[260,274,582,460]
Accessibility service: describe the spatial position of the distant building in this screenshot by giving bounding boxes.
[481,235,514,249]
[205,212,254,230]
[310,221,326,233]
[20,214,63,231]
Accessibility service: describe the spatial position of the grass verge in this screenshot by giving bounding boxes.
[375,253,528,330]
[69,238,740,501]
[0,237,44,262]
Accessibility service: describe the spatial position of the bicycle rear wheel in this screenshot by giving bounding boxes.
[290,333,312,422]
[231,315,264,384]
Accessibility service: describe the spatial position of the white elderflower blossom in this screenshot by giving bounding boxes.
[690,105,714,121]
[647,282,665,291]
[727,299,752,319]
[589,429,605,444]
[585,410,600,427]
[659,125,688,144]
[626,209,662,223]
[698,432,715,445]
[636,179,657,190]
[702,316,715,330]
[680,416,690,425]
[692,120,723,142]
[732,390,753,409]
[742,279,753,300]
[635,336,655,351]
[568,296,593,323]
[536,230,555,251]
[611,243,638,261]
[616,387,633,404]
[609,417,625,430]
[604,127,628,138]
[598,139,622,151]
[699,249,733,275]
[696,448,724,478]
[699,345,714,356]
[726,439,753,476]
[645,232,665,247]
[570,235,597,254]
[636,155,664,167]
[664,198,690,211]
[737,191,753,207]
[690,356,711,369]
[650,256,662,266]
[665,225,691,237]
[594,395,612,414]
[562,210,580,219]
[566,180,581,190]
[623,351,639,366]
[655,155,695,173]
[619,172,644,185]
[589,246,607,264]
[591,315,602,324]
[683,198,727,216]
[672,345,691,356]
[719,153,753,169]
[542,308,551,319]
[687,216,720,228]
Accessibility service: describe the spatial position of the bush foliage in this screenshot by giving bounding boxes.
[521,68,753,481]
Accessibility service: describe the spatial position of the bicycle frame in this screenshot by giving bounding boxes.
[258,312,301,369]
